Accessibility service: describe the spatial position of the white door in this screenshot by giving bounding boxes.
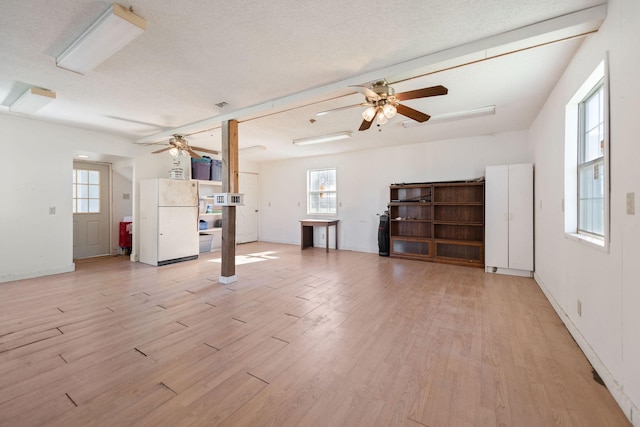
[73,162,110,259]
[237,172,258,243]
[508,164,534,271]
[485,165,509,268]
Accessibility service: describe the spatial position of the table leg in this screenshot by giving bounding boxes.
[325,224,329,253]
[301,224,314,250]
[335,223,338,250]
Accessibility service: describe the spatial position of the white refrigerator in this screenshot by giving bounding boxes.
[140,178,199,266]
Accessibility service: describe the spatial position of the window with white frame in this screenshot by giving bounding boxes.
[578,80,605,237]
[73,168,101,213]
[307,168,337,215]
[564,58,609,247]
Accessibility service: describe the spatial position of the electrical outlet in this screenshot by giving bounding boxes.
[577,300,582,317]
[123,193,130,200]
[626,192,635,215]
[49,206,56,215]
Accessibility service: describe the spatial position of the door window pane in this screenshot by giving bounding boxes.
[73,168,101,213]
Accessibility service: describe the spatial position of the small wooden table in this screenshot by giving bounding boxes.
[300,219,339,253]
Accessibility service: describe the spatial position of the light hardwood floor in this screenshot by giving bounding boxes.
[0,242,630,426]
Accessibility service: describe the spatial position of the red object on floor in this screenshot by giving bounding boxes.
[119,221,132,252]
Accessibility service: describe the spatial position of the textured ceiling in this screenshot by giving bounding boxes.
[0,0,606,162]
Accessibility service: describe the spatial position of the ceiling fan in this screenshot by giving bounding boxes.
[151,134,219,159]
[350,80,448,131]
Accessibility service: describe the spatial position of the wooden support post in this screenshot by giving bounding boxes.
[220,119,239,284]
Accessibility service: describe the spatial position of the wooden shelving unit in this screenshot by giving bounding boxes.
[389,180,484,267]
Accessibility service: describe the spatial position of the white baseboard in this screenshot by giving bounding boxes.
[0,263,75,284]
[485,266,533,277]
[534,272,638,426]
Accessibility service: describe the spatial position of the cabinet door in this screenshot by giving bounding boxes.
[485,165,509,268]
[158,207,198,262]
[508,164,534,271]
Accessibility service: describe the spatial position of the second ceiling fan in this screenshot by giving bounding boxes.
[352,80,448,131]
[151,134,219,159]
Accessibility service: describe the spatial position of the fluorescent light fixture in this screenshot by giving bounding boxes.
[240,145,267,153]
[293,131,352,146]
[56,3,147,74]
[401,105,496,128]
[10,87,56,114]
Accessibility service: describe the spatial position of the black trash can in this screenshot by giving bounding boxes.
[378,212,389,256]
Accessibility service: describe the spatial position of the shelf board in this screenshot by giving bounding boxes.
[389,202,431,206]
[433,238,483,246]
[194,179,222,186]
[433,221,483,226]
[392,234,432,240]
[390,236,431,242]
[433,202,483,206]
[199,228,222,234]
[390,219,432,223]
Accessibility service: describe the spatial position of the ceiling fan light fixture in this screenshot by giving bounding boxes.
[56,3,147,75]
[376,110,389,125]
[169,147,180,156]
[382,103,397,119]
[362,106,377,122]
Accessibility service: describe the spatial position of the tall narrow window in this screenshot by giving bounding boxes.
[564,58,609,248]
[307,168,337,215]
[73,168,101,213]
[578,80,605,237]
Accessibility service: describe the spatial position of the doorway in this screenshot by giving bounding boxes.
[237,172,258,243]
[73,161,111,259]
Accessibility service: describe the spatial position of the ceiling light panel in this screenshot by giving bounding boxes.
[56,3,147,75]
[293,131,352,146]
[10,87,56,115]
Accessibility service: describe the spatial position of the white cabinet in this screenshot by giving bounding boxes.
[485,163,534,277]
[196,180,223,252]
[140,179,199,266]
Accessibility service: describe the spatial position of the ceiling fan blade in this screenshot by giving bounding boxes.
[349,85,379,100]
[396,103,431,122]
[190,146,220,155]
[185,147,201,159]
[395,85,448,101]
[359,117,375,131]
[151,146,172,154]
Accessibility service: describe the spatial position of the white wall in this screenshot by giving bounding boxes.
[258,130,532,253]
[0,114,142,282]
[530,0,640,421]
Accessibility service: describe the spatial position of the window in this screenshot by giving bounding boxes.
[73,168,101,213]
[564,58,609,248]
[578,80,605,236]
[307,168,337,215]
